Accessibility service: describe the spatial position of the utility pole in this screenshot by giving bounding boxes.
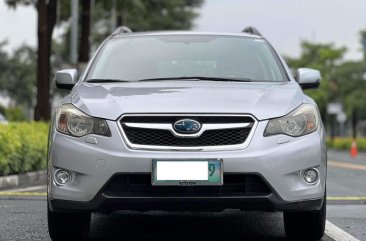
[111,0,117,31]
[362,30,366,80]
[79,0,91,63]
[70,0,79,65]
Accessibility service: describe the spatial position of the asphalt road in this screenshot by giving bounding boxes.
[0,195,335,241]
[0,150,364,241]
[326,150,366,241]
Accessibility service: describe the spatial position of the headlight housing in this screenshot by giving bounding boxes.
[264,104,319,137]
[56,104,111,137]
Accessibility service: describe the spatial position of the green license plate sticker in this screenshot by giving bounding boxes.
[207,160,221,183]
[152,159,223,186]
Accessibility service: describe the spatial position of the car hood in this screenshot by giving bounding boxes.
[69,81,304,121]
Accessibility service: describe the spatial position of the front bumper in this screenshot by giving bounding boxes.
[49,194,324,212]
[48,119,327,211]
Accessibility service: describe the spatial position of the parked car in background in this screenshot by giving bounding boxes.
[48,27,326,241]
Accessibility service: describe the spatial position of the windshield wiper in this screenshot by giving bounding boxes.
[85,79,130,83]
[137,76,252,82]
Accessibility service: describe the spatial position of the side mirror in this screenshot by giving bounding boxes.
[295,68,321,89]
[55,69,78,90]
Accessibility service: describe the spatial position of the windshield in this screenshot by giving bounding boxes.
[86,35,287,82]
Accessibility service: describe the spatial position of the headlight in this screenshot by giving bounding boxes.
[56,104,111,137]
[264,104,319,137]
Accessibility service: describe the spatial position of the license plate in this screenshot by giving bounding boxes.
[152,159,223,186]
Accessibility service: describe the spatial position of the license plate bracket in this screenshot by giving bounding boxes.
[152,159,223,186]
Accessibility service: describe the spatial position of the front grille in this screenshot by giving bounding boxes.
[103,174,271,197]
[120,115,255,149]
[124,126,250,146]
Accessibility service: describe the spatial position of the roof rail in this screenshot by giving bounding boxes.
[112,26,133,35]
[242,26,262,36]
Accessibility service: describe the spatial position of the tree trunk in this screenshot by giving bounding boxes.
[35,0,57,121]
[79,0,91,63]
[352,109,358,138]
[116,14,123,27]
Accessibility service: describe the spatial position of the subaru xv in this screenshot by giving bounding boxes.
[48,27,326,241]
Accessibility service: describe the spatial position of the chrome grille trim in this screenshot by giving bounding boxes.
[123,122,253,138]
[117,114,258,151]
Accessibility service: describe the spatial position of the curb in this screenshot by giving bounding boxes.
[0,170,47,190]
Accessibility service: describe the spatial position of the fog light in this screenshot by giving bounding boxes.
[54,169,72,186]
[303,168,319,184]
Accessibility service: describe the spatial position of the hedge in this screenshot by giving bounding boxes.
[0,122,49,176]
[327,137,366,151]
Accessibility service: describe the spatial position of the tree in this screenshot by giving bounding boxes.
[286,40,366,138]
[4,0,204,120]
[6,0,58,121]
[130,0,203,31]
[0,43,37,108]
[52,0,204,64]
[92,0,204,43]
[337,61,366,138]
[35,0,57,121]
[285,41,347,138]
[285,41,346,116]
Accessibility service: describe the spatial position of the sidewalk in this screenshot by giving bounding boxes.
[0,170,47,190]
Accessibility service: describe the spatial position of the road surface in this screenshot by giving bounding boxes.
[0,150,364,241]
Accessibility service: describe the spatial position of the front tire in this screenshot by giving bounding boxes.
[284,198,326,241]
[48,206,91,241]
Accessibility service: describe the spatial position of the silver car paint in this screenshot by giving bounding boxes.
[49,32,326,206]
[48,116,326,202]
[69,81,303,121]
[296,68,321,84]
[55,69,78,86]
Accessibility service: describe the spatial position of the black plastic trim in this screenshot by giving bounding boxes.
[55,83,74,90]
[48,172,324,213]
[299,82,320,90]
[49,194,324,213]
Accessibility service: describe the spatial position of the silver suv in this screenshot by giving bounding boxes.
[48,27,326,241]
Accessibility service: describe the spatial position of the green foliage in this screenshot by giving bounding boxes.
[128,0,204,31]
[285,41,347,115]
[0,105,6,116]
[0,122,49,176]
[0,105,27,121]
[327,137,366,151]
[4,106,27,121]
[0,42,37,109]
[285,40,366,138]
[4,0,34,8]
[337,61,366,120]
[86,0,204,46]
[358,138,366,150]
[95,0,203,30]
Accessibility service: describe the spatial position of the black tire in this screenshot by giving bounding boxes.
[284,198,326,241]
[48,206,91,241]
